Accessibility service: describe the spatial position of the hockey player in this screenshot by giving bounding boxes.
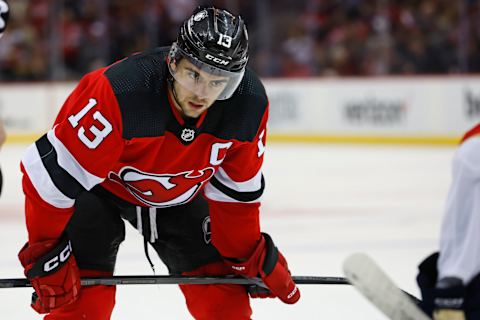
[17,6,300,319]
[0,118,6,195]
[0,0,7,195]
[0,0,8,38]
[417,125,480,320]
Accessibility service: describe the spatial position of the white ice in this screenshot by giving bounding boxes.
[0,142,455,319]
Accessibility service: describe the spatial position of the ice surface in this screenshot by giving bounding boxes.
[0,143,455,319]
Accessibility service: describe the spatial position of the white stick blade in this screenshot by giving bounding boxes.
[343,253,430,320]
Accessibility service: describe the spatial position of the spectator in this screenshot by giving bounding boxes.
[0,0,479,80]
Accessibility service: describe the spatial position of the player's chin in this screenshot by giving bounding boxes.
[183,107,205,118]
[185,104,209,117]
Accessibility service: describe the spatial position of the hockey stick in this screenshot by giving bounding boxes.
[343,253,428,320]
[0,275,350,289]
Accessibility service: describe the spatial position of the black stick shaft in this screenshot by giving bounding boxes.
[0,275,420,303]
[0,275,350,288]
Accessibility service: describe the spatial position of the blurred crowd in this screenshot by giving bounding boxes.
[0,0,479,81]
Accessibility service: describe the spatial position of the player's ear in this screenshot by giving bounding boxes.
[168,57,179,72]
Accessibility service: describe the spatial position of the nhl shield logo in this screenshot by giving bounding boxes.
[181,128,195,142]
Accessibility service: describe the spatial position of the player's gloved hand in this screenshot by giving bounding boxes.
[417,253,466,320]
[18,235,80,314]
[246,283,272,299]
[431,277,466,320]
[223,232,300,304]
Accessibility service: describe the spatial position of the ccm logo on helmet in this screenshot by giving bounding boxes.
[205,54,229,66]
[44,241,73,273]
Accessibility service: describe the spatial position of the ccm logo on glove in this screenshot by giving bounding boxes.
[231,266,246,271]
[287,286,298,300]
[18,236,81,314]
[43,241,72,273]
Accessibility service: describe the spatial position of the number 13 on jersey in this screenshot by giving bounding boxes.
[68,98,113,149]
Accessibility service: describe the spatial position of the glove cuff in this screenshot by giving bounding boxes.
[223,235,265,277]
[260,233,279,276]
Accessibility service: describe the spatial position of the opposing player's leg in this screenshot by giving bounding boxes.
[46,189,126,319]
[124,195,252,319]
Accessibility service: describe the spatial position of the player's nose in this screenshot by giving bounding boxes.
[193,83,212,100]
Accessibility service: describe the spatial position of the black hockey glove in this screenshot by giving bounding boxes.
[417,252,480,320]
[431,277,465,320]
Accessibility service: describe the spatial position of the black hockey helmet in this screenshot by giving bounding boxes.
[178,6,248,72]
[168,7,249,100]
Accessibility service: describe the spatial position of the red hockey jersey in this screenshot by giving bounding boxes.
[21,47,268,259]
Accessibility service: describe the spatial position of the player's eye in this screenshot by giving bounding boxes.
[187,70,200,81]
[210,80,227,88]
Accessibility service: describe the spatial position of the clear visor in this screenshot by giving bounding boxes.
[167,43,244,101]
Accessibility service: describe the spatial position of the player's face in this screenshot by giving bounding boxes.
[170,59,229,118]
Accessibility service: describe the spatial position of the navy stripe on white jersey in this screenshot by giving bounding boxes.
[204,168,264,203]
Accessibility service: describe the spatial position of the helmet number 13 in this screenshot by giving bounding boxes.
[217,34,232,48]
[68,98,112,149]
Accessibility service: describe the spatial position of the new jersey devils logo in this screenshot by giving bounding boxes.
[109,167,215,208]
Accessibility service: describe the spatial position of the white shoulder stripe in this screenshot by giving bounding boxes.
[204,183,235,202]
[47,129,103,190]
[213,167,262,193]
[22,143,75,209]
[204,168,263,203]
[203,185,263,203]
